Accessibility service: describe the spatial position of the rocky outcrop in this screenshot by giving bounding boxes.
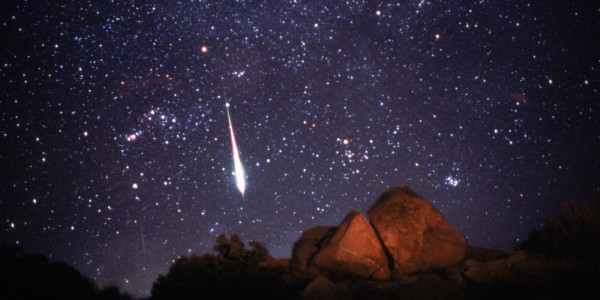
[312,210,391,280]
[462,250,563,284]
[152,184,600,300]
[368,185,467,274]
[301,275,338,300]
[289,226,334,280]
[290,185,468,282]
[463,246,509,263]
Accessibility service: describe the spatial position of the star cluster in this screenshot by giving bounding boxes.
[1,1,598,296]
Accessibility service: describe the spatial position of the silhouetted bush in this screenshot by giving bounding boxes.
[0,245,134,300]
[150,234,299,300]
[519,198,600,262]
[98,285,137,300]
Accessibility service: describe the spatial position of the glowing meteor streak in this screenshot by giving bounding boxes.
[225,102,246,197]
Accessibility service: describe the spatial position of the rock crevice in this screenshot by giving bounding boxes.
[290,185,467,282]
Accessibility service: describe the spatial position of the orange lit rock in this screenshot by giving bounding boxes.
[290,226,334,280]
[368,185,467,274]
[301,275,338,300]
[312,210,391,280]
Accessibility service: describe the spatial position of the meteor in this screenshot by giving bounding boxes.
[225,102,246,197]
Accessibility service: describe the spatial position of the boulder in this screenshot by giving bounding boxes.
[463,259,506,283]
[289,226,334,280]
[301,275,338,300]
[462,251,537,283]
[368,185,467,274]
[464,246,509,263]
[312,210,391,280]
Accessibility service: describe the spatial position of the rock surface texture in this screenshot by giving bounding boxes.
[312,210,391,280]
[368,185,467,274]
[289,226,334,280]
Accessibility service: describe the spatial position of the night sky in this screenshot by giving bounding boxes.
[1,0,598,296]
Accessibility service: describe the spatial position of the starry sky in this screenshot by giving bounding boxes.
[1,0,598,296]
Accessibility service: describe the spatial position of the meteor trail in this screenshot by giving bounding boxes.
[225,101,246,197]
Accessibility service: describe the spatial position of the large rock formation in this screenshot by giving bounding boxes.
[368,185,467,274]
[312,210,391,280]
[290,185,467,285]
[289,226,334,280]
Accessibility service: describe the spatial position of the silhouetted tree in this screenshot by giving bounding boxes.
[98,285,136,300]
[150,234,299,300]
[0,245,134,300]
[214,233,247,259]
[247,240,269,266]
[519,198,600,262]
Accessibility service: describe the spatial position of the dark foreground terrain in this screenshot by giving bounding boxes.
[2,189,599,300]
[150,189,600,300]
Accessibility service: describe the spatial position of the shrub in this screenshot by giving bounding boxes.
[150,234,298,300]
[519,198,600,262]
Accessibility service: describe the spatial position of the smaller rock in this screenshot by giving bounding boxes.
[301,275,338,300]
[464,246,509,263]
[312,210,391,280]
[289,226,334,281]
[505,250,527,267]
[462,259,486,283]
